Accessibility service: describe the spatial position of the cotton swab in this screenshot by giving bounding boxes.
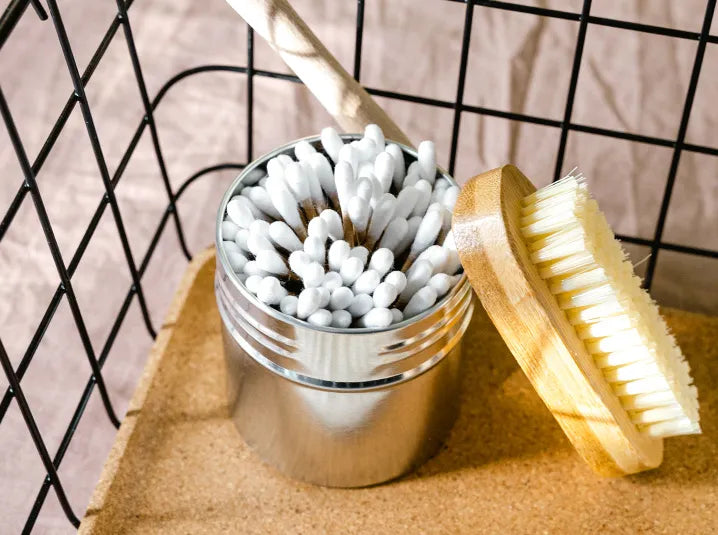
[368,248,394,277]
[319,209,344,241]
[280,295,298,316]
[338,143,359,176]
[428,273,454,297]
[384,270,407,294]
[266,176,307,240]
[398,260,433,306]
[302,262,325,288]
[329,286,354,310]
[402,208,443,270]
[372,282,398,308]
[255,249,289,276]
[374,152,394,193]
[411,180,432,218]
[226,250,248,273]
[348,293,374,318]
[335,160,357,242]
[242,167,266,186]
[394,216,422,257]
[416,245,449,274]
[394,186,420,220]
[377,217,408,252]
[294,140,316,161]
[339,256,364,285]
[356,177,373,202]
[221,220,240,241]
[328,240,351,272]
[348,196,371,241]
[365,193,397,250]
[289,250,312,278]
[257,276,288,305]
[307,217,329,242]
[269,221,303,253]
[354,137,376,162]
[316,287,331,309]
[322,271,343,290]
[352,269,381,294]
[234,229,250,253]
[390,308,404,324]
[304,235,326,264]
[297,288,322,319]
[226,197,255,228]
[308,152,339,210]
[308,309,333,327]
[403,286,438,318]
[418,141,436,184]
[364,124,385,154]
[300,160,328,212]
[349,246,369,266]
[358,307,393,328]
[385,143,406,190]
[245,275,262,294]
[321,126,343,163]
[331,309,352,328]
[285,162,318,220]
[246,186,283,220]
[244,260,269,278]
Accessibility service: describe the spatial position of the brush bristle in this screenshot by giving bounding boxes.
[519,170,700,439]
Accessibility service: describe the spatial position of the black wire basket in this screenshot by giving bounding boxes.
[1,0,716,532]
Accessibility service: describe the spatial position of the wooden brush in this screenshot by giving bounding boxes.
[452,165,700,476]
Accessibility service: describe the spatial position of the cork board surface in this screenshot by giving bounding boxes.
[80,249,717,534]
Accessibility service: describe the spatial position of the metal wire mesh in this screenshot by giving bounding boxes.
[0,0,716,531]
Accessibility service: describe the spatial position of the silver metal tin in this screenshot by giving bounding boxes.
[215,135,474,487]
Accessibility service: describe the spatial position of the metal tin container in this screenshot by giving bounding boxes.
[215,135,474,487]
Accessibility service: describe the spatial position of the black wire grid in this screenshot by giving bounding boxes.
[1,0,717,531]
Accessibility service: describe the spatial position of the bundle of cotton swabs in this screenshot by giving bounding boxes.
[220,125,462,329]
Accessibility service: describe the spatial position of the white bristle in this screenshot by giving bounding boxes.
[320,127,343,163]
[377,218,409,252]
[331,309,353,328]
[319,209,344,241]
[417,141,436,184]
[269,221,303,252]
[294,140,316,161]
[386,144,406,190]
[520,171,700,439]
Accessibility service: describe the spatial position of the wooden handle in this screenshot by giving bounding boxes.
[227,0,413,147]
[452,165,663,476]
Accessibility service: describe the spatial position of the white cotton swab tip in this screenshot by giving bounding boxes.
[403,286,438,318]
[339,256,364,285]
[358,308,393,328]
[307,217,329,241]
[409,209,443,258]
[373,282,398,309]
[319,209,343,241]
[390,308,404,324]
[257,276,287,306]
[416,245,449,274]
[428,273,455,297]
[244,274,262,294]
[377,218,408,252]
[364,124,385,153]
[328,240,351,272]
[226,250,248,273]
[321,127,343,163]
[384,270,407,294]
[418,140,436,184]
[226,197,255,228]
[368,248,394,277]
[302,262,325,288]
[297,288,322,319]
[394,186,420,220]
[280,295,298,316]
[247,232,275,257]
[349,246,369,266]
[304,235,326,264]
[385,143,406,190]
[322,271,343,291]
[288,250,312,278]
[348,196,371,234]
[316,287,331,309]
[352,269,381,294]
[374,152,395,193]
[308,309,332,327]
[255,249,289,276]
[221,220,240,241]
[331,309,352,328]
[348,293,374,318]
[269,221,303,252]
[294,140,316,161]
[329,286,354,310]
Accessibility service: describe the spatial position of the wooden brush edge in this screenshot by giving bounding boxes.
[452,164,662,476]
